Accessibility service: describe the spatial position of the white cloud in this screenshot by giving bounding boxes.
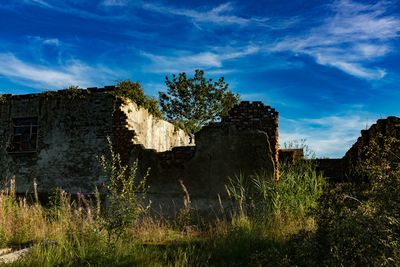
[25,0,52,8]
[142,2,267,26]
[41,38,60,46]
[28,36,61,47]
[328,0,399,39]
[140,45,260,73]
[271,0,400,79]
[141,51,221,73]
[354,43,390,59]
[0,53,119,89]
[279,113,379,158]
[21,0,129,21]
[315,54,386,80]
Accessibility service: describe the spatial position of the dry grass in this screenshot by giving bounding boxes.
[0,158,324,266]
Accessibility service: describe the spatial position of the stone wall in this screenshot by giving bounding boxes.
[130,101,279,216]
[0,87,191,194]
[0,89,278,217]
[343,116,400,167]
[0,89,115,193]
[113,97,191,165]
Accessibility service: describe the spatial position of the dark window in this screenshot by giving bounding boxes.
[9,117,38,152]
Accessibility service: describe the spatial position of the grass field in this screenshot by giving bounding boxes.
[1,138,400,266]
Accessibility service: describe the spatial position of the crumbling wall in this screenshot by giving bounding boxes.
[279,149,304,163]
[120,100,191,152]
[0,87,192,194]
[0,89,115,193]
[0,89,278,217]
[311,117,400,182]
[130,101,279,216]
[223,101,279,170]
[343,116,400,167]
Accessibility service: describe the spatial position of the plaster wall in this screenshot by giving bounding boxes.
[120,100,191,152]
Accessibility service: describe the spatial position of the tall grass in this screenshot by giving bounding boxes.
[2,136,399,266]
[0,149,327,266]
[0,177,46,248]
[226,158,325,220]
[213,158,326,266]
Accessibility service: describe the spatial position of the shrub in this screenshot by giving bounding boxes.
[313,136,400,266]
[113,80,163,119]
[98,137,150,242]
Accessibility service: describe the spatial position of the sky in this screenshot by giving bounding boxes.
[0,0,399,158]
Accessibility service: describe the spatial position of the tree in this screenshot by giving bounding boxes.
[159,70,240,134]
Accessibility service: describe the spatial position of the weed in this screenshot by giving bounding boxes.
[226,158,325,219]
[98,137,151,243]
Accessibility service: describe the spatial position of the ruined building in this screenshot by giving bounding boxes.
[0,87,190,194]
[344,116,400,166]
[0,87,279,212]
[1,85,398,213]
[137,100,278,210]
[316,116,400,182]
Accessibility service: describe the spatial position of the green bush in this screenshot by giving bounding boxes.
[98,137,150,243]
[313,136,400,266]
[112,80,163,119]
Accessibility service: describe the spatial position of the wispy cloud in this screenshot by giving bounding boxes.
[41,38,60,46]
[26,0,53,8]
[271,0,400,79]
[279,112,379,158]
[22,36,71,65]
[142,2,267,26]
[0,53,119,89]
[28,36,61,47]
[141,45,260,73]
[101,0,128,7]
[20,0,129,21]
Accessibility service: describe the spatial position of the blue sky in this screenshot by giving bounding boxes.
[0,0,399,157]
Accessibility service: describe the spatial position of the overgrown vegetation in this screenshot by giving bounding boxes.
[310,136,400,266]
[1,137,399,266]
[226,158,325,219]
[0,95,9,105]
[112,80,163,119]
[98,137,150,243]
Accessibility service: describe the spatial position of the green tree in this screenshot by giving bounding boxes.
[159,70,240,134]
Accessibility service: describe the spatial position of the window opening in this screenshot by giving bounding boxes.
[9,117,38,152]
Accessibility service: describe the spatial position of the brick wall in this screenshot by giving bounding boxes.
[151,101,279,174]
[157,146,196,169]
[343,116,400,166]
[279,149,304,162]
[224,101,278,167]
